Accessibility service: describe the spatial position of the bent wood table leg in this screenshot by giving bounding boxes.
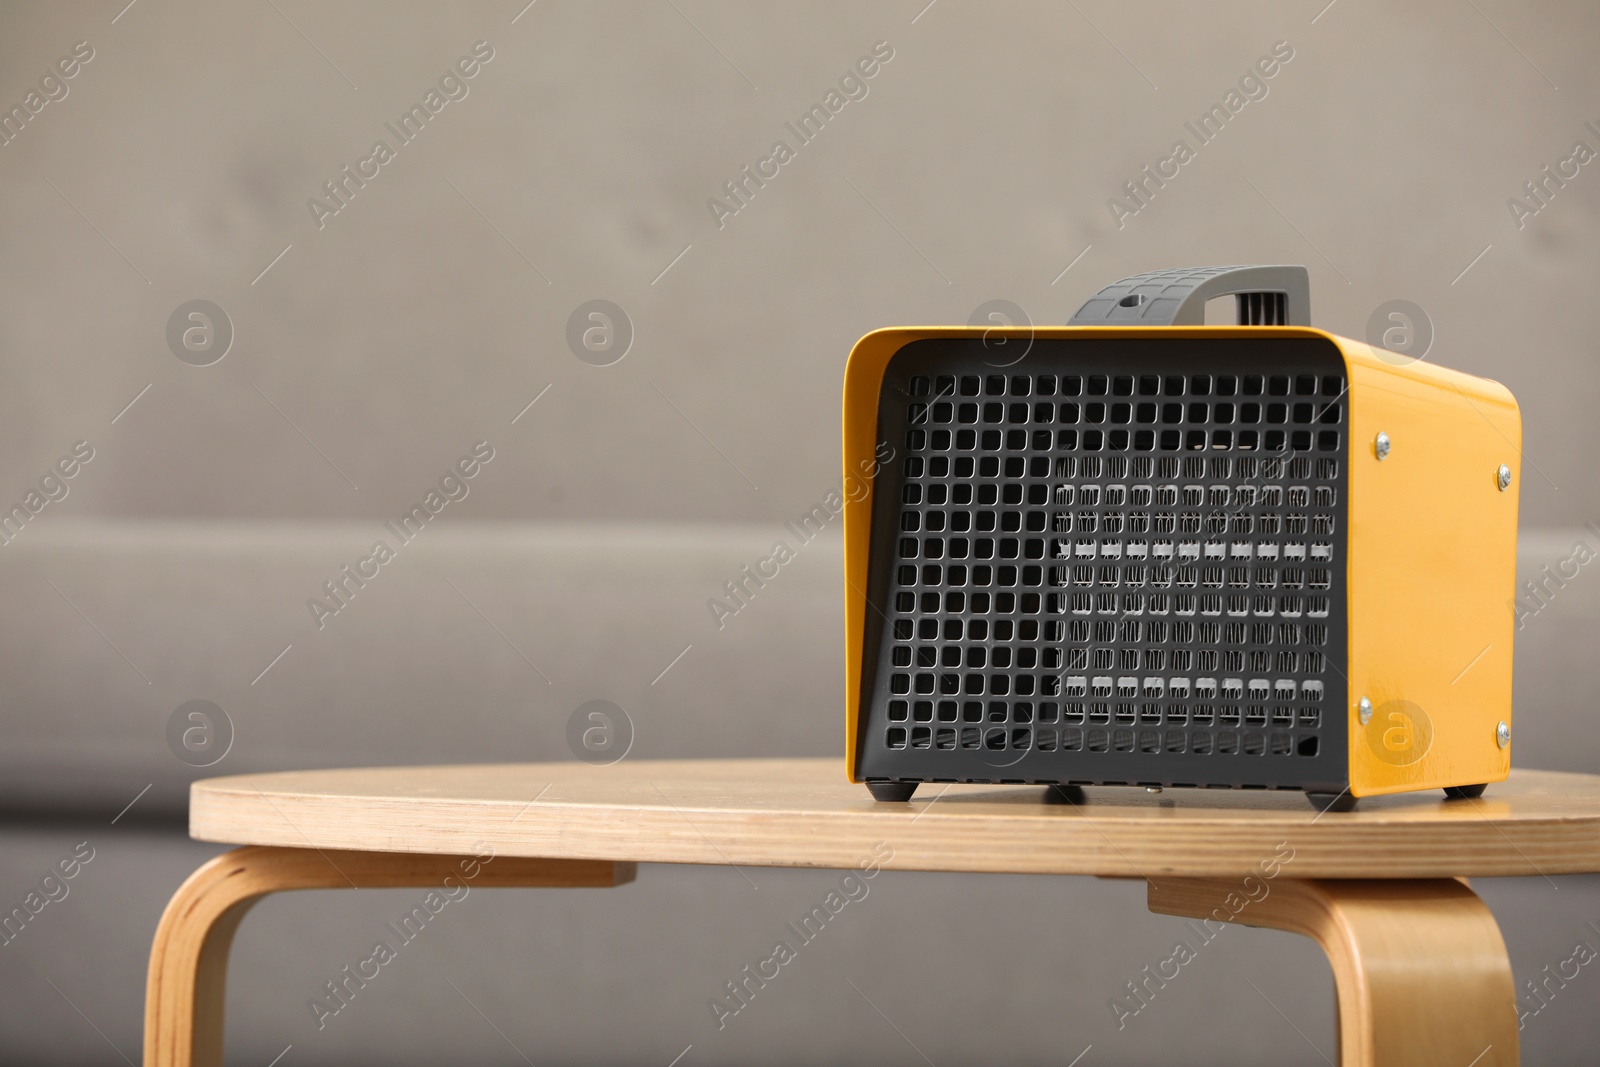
[1148,878,1517,1067]
[144,846,634,1067]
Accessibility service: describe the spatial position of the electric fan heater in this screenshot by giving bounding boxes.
[843,266,1521,810]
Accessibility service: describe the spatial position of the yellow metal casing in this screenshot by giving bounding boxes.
[843,326,1520,798]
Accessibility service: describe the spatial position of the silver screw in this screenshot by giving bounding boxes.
[1374,432,1391,460]
[1146,786,1163,794]
[1496,721,1511,749]
[1358,696,1373,725]
[1497,464,1512,491]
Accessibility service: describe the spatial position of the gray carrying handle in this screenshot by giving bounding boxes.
[1068,265,1311,327]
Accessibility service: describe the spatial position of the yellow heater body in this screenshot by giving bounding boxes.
[843,313,1519,808]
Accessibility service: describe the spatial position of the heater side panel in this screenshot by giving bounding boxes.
[1342,340,1521,797]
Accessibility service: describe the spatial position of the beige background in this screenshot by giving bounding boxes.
[3,2,1600,1065]
[1,0,1596,526]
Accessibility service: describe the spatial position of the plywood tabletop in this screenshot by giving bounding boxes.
[189,759,1600,879]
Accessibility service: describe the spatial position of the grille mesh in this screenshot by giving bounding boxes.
[858,337,1349,790]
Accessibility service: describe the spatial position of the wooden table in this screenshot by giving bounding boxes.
[147,759,1600,1067]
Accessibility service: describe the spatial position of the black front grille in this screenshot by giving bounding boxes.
[857,336,1349,792]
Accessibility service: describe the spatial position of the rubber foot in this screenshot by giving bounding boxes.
[1043,784,1086,805]
[866,781,918,803]
[1443,783,1489,800]
[1307,790,1358,813]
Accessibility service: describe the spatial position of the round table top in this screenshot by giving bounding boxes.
[190,758,1600,878]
